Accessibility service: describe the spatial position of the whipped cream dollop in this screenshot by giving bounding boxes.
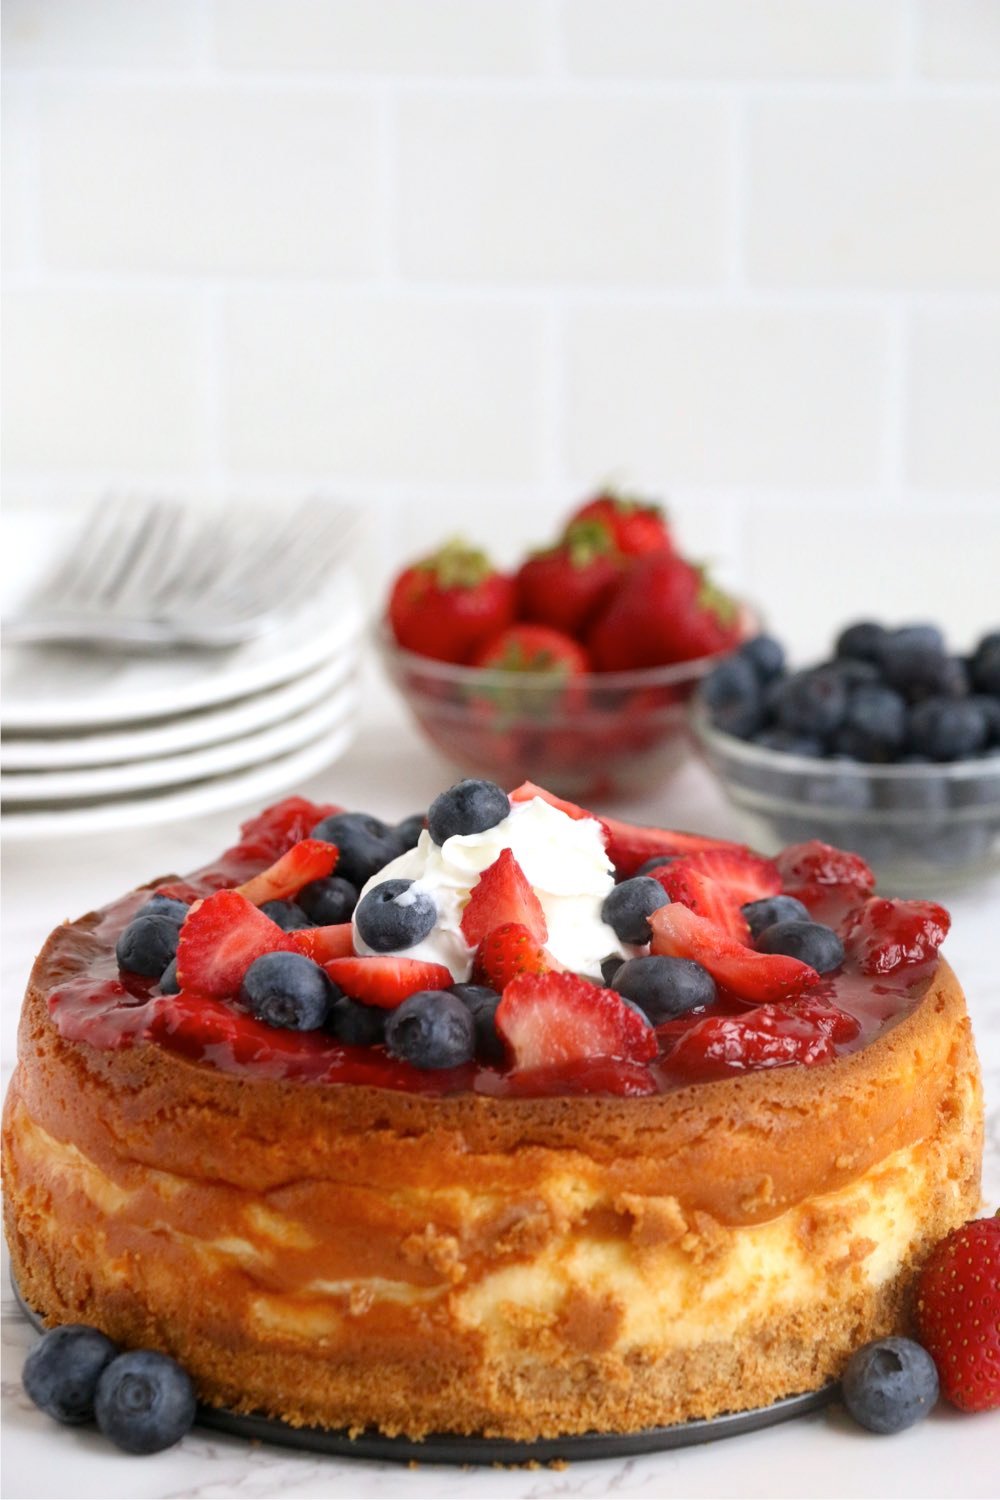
[353,796,627,982]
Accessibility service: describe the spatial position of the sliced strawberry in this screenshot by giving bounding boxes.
[496,972,657,1070]
[500,1056,657,1097]
[649,903,819,1002]
[776,841,876,902]
[601,813,748,879]
[460,849,548,948]
[235,797,338,861]
[508,781,604,830]
[175,890,295,998]
[841,897,951,976]
[669,848,781,905]
[473,922,555,991]
[290,923,355,962]
[663,998,861,1082]
[323,956,453,1010]
[234,839,338,906]
[653,866,750,943]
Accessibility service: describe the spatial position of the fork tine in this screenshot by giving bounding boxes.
[109,501,186,614]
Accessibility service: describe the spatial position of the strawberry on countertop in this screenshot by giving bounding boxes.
[388,539,516,665]
[915,1212,1000,1412]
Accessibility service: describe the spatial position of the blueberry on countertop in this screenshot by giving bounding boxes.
[427,779,509,844]
[23,1324,119,1425]
[385,990,476,1069]
[840,1337,939,1435]
[94,1349,197,1455]
[354,878,437,952]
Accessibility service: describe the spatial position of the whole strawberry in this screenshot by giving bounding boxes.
[570,491,674,558]
[516,519,623,637]
[588,553,742,670]
[473,624,589,677]
[388,540,516,664]
[914,1212,1000,1412]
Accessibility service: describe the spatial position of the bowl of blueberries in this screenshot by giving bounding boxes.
[693,623,1000,889]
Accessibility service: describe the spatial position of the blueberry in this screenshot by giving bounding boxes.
[612,955,715,1022]
[775,668,847,739]
[139,895,189,925]
[600,953,625,985]
[22,1324,119,1425]
[259,900,313,931]
[841,1337,939,1435]
[970,694,1000,747]
[451,982,504,1065]
[354,878,437,952]
[601,877,670,945]
[115,913,182,977]
[701,656,763,738]
[738,633,785,682]
[836,684,907,761]
[427,779,509,845]
[829,658,884,689]
[327,994,386,1047]
[94,1349,197,1455]
[310,811,402,887]
[878,637,960,703]
[391,813,426,852]
[908,698,989,761]
[296,876,359,926]
[159,958,180,994]
[893,623,947,654]
[741,894,810,940]
[752,729,826,757]
[238,951,334,1031]
[756,919,844,973]
[970,638,1000,696]
[834,621,888,665]
[634,853,675,877]
[384,990,476,1069]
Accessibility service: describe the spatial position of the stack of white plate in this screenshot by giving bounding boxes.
[1,511,364,840]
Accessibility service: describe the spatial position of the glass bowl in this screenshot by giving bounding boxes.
[379,626,747,802]
[691,703,1000,891]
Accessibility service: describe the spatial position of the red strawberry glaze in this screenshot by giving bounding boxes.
[42,813,941,1100]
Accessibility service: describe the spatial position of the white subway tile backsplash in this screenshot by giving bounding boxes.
[907,309,1000,490]
[564,0,902,79]
[1,0,202,68]
[566,305,887,487]
[36,84,380,275]
[1,83,35,276]
[2,288,208,470]
[747,98,1000,289]
[215,0,546,75]
[398,94,731,284]
[223,292,547,482]
[915,0,1000,80]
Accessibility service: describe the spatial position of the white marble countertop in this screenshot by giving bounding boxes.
[3,687,999,1499]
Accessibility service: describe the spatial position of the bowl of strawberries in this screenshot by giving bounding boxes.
[381,491,756,800]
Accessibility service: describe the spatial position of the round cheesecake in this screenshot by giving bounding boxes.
[2,796,984,1441]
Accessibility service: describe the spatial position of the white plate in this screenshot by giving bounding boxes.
[1,720,356,841]
[1,651,357,770]
[1,677,359,802]
[1,509,365,731]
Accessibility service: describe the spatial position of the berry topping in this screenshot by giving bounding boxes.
[667,847,782,905]
[176,890,294,998]
[115,911,184,978]
[741,894,811,940]
[259,900,313,931]
[495,972,656,1071]
[94,1349,197,1455]
[651,865,748,943]
[158,958,180,994]
[392,813,426,851]
[388,539,516,665]
[141,894,190,924]
[775,840,876,901]
[296,876,359,926]
[755,919,845,974]
[322,956,453,1010]
[237,796,338,860]
[288,922,355,962]
[508,780,599,824]
[842,897,950,975]
[473,922,555,991]
[600,813,746,880]
[611,954,716,1022]
[601,876,670,945]
[664,998,860,1080]
[354,878,437,953]
[460,848,548,948]
[600,953,625,985]
[234,838,338,907]
[427,778,510,844]
[384,990,476,1070]
[914,1213,1000,1412]
[310,811,406,889]
[649,903,820,1002]
[238,951,335,1031]
[450,983,504,1065]
[22,1324,119,1426]
[841,1338,939,1434]
[326,994,386,1047]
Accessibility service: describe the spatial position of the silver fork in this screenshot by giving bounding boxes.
[3,497,361,651]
